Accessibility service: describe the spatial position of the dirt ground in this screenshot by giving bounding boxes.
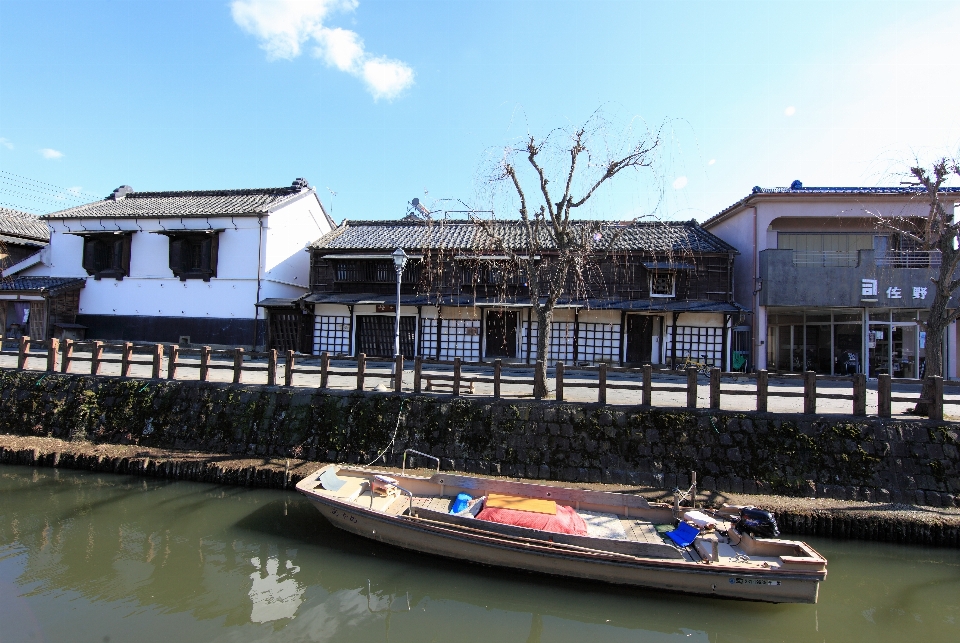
[3,433,957,531]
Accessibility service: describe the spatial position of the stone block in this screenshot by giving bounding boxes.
[726,447,742,462]
[538,465,550,479]
[926,444,945,460]
[588,468,601,483]
[914,489,926,506]
[663,473,677,489]
[543,408,557,423]
[878,488,891,503]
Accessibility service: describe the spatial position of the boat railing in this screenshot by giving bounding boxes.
[371,480,415,514]
[402,449,440,475]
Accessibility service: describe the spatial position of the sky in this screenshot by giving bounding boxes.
[1,0,958,223]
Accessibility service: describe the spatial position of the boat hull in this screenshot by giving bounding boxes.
[301,490,821,604]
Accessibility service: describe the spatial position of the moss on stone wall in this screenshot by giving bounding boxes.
[1,369,957,503]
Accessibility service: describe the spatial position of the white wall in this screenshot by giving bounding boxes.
[21,190,330,323]
[262,191,331,299]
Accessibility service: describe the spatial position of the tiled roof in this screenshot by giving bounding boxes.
[703,184,960,228]
[41,179,316,219]
[310,219,738,255]
[0,207,49,242]
[0,276,85,293]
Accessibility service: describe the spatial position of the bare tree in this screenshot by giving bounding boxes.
[876,158,960,413]
[477,122,659,397]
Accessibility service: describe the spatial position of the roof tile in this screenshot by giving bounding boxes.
[0,207,50,241]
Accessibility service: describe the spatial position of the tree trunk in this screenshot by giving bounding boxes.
[534,306,553,398]
[915,248,953,414]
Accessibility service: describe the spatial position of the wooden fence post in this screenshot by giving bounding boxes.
[534,360,544,400]
[928,375,943,421]
[852,373,866,416]
[453,357,461,397]
[121,342,133,377]
[803,371,816,414]
[285,350,295,387]
[709,367,720,409]
[556,361,564,402]
[319,352,329,389]
[47,338,59,372]
[877,373,891,418]
[394,354,403,392]
[355,353,365,390]
[757,369,768,412]
[686,367,697,409]
[61,339,73,374]
[598,363,607,404]
[200,346,211,382]
[267,349,277,386]
[493,359,501,399]
[91,341,103,375]
[642,364,652,406]
[17,336,29,370]
[233,347,244,384]
[167,345,179,380]
[151,344,164,379]
[414,356,423,393]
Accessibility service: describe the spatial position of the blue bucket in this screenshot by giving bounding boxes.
[450,493,473,514]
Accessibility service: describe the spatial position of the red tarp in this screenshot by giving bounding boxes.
[476,504,587,536]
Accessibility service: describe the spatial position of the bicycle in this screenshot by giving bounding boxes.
[674,356,711,375]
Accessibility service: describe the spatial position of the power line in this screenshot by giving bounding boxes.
[0,171,101,202]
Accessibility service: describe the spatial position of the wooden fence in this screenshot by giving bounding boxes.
[2,336,955,420]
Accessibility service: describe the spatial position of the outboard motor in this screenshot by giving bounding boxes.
[735,508,780,538]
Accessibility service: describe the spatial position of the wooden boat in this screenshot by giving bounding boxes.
[296,458,827,604]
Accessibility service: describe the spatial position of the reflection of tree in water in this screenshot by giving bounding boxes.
[526,613,543,643]
[248,556,303,623]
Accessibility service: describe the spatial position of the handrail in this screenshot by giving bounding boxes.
[402,449,440,475]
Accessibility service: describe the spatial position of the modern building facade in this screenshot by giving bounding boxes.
[300,218,743,367]
[10,179,334,347]
[702,184,960,378]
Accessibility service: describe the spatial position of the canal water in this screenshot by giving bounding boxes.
[1,466,957,643]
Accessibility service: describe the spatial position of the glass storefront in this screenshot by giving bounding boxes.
[768,308,927,378]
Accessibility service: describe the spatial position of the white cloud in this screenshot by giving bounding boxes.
[0,137,13,150]
[232,0,413,100]
[784,106,796,116]
[39,148,63,159]
[708,159,716,165]
[672,176,688,190]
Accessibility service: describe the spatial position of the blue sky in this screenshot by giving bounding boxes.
[1,0,958,222]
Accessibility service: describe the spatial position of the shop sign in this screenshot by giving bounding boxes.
[861,279,928,301]
[376,304,396,313]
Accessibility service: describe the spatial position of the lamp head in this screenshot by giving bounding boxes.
[392,247,408,270]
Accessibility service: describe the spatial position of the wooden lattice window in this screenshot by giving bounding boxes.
[164,231,220,281]
[81,233,132,280]
[649,272,676,298]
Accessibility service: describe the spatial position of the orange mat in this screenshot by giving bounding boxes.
[485,493,556,515]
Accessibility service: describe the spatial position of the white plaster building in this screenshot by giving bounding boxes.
[9,179,333,348]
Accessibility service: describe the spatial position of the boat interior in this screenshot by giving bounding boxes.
[297,463,827,574]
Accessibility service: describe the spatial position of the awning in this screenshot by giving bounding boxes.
[642,261,696,270]
[255,297,303,308]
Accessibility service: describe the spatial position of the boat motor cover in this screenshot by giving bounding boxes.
[666,522,700,548]
[735,508,780,538]
[476,504,588,536]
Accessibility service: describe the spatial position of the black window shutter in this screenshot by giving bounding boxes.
[208,233,219,278]
[119,236,131,277]
[81,238,97,275]
[199,238,212,280]
[169,238,184,278]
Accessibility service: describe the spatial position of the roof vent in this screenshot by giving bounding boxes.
[292,177,310,191]
[790,180,803,189]
[751,186,762,194]
[110,185,133,200]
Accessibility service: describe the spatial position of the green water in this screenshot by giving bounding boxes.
[0,466,957,643]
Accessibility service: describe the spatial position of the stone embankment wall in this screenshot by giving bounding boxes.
[1,370,958,508]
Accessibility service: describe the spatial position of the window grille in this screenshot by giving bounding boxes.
[420,318,438,357]
[649,273,675,297]
[439,319,481,360]
[522,321,575,364]
[577,322,621,363]
[665,326,723,367]
[313,315,351,356]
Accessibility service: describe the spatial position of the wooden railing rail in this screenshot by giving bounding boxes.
[2,340,957,418]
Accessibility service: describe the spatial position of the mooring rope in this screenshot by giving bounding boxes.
[366,399,405,467]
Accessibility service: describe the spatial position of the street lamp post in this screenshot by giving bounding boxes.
[392,248,408,358]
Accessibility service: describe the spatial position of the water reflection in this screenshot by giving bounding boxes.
[248,556,302,623]
[0,466,957,643]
